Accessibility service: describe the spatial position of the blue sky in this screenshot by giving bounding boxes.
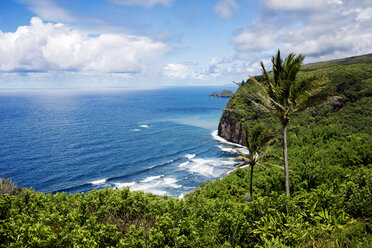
[0,0,371,88]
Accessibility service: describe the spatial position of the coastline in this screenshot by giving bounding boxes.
[60,130,245,198]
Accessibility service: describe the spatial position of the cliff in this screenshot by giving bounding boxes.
[217,53,372,146]
[2,54,370,248]
[218,109,246,145]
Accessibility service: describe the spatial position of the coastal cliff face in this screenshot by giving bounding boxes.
[217,85,250,146]
[217,53,372,149]
[218,109,246,146]
[217,78,266,147]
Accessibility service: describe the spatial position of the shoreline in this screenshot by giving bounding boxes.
[54,130,246,199]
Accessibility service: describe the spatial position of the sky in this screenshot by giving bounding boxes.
[0,0,371,89]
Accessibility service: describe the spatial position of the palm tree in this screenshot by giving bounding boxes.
[245,50,339,196]
[234,123,273,201]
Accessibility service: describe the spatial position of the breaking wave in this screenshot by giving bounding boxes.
[90,178,107,185]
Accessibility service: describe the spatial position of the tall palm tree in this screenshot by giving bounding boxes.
[246,50,339,196]
[234,123,273,201]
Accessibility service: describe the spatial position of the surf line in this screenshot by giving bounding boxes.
[211,130,252,176]
[211,130,246,148]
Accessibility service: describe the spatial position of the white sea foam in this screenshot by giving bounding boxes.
[211,130,244,147]
[145,189,167,196]
[225,164,250,175]
[90,178,107,185]
[181,158,236,177]
[130,183,148,191]
[142,175,163,183]
[179,161,190,167]
[213,131,250,155]
[219,145,249,155]
[113,176,181,196]
[130,129,140,132]
[163,177,182,188]
[217,145,237,153]
[240,164,250,169]
[114,182,135,189]
[188,158,214,176]
[190,164,214,176]
[239,147,250,154]
[139,124,151,128]
[179,154,196,167]
[185,154,196,160]
[130,182,168,195]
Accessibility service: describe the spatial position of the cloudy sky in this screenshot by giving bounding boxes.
[0,0,371,88]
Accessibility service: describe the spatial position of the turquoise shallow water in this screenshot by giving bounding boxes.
[0,86,240,197]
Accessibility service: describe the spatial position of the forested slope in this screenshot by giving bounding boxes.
[0,54,371,247]
[219,53,372,143]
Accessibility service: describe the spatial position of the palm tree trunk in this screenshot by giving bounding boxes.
[283,123,290,196]
[250,164,254,200]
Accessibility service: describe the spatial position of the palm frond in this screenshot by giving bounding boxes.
[237,78,277,113]
[242,123,274,155]
[234,162,248,169]
[294,95,343,114]
[233,147,249,157]
[250,76,285,112]
[256,162,272,173]
[272,50,283,85]
[249,76,267,93]
[260,62,270,83]
[290,74,319,104]
[265,163,285,170]
[285,54,304,82]
[248,51,338,124]
[257,162,288,171]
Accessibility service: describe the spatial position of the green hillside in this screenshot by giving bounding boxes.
[1,54,371,247]
[302,53,372,70]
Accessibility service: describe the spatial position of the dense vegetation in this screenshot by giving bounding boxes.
[1,54,371,247]
[244,50,339,196]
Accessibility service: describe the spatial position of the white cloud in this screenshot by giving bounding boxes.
[233,25,280,58]
[109,0,174,8]
[163,63,193,79]
[18,0,76,23]
[163,58,227,80]
[214,0,239,19]
[263,0,342,11]
[161,58,265,84]
[208,57,222,75]
[355,7,372,21]
[0,17,170,73]
[280,2,372,61]
[232,0,372,63]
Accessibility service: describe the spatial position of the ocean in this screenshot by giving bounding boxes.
[0,86,242,198]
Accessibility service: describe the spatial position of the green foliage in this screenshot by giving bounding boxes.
[0,169,371,247]
[244,50,339,196]
[1,54,371,247]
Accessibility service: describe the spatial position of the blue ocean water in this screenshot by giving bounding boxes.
[0,86,241,197]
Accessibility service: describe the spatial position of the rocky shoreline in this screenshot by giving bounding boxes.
[217,109,246,146]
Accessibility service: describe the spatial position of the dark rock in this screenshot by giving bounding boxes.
[219,90,234,98]
[210,91,220,97]
[210,90,234,98]
[218,110,246,146]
